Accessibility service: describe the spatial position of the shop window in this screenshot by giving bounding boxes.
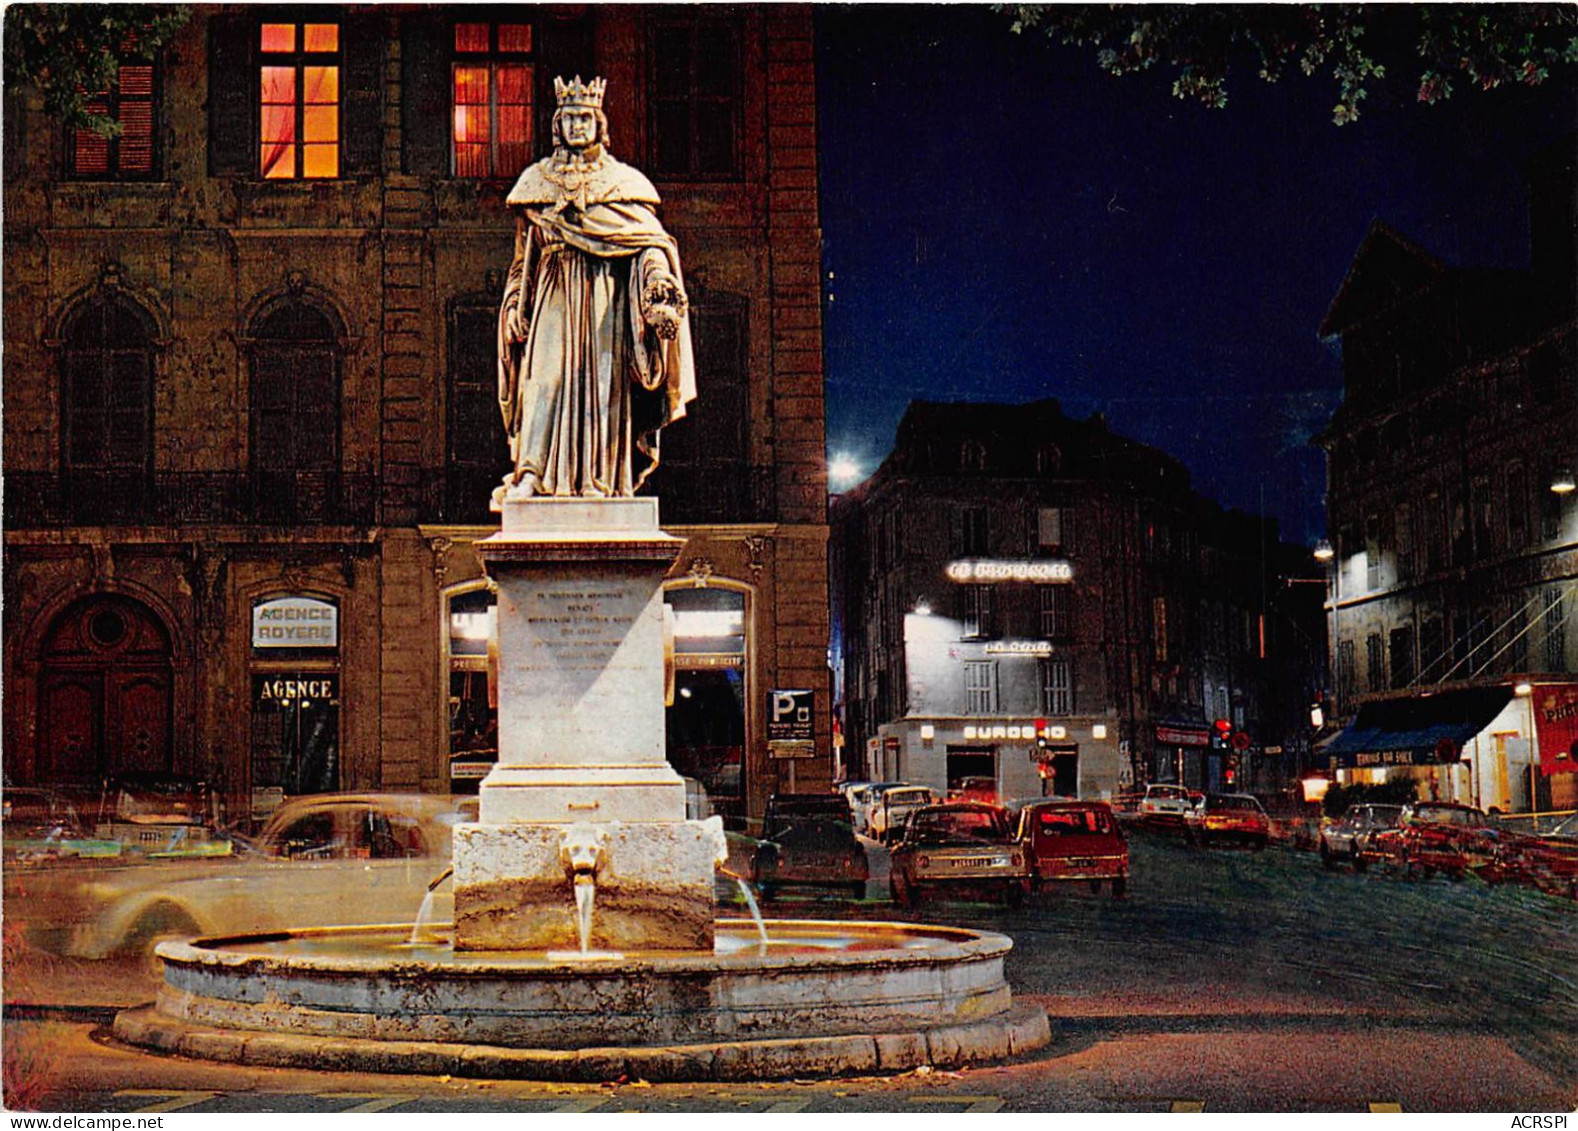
[259,20,340,179]
[447,586,497,793]
[1040,659,1072,716]
[665,587,747,812]
[648,13,740,178]
[60,297,156,493]
[70,60,158,179]
[250,673,340,796]
[451,21,533,178]
[248,299,341,520]
[447,297,511,521]
[964,661,997,715]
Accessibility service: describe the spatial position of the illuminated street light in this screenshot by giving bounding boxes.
[828,454,862,490]
[1551,468,1576,494]
[1312,539,1335,562]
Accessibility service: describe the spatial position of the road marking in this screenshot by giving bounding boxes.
[552,1097,611,1113]
[1171,1101,1207,1112]
[115,1090,219,1113]
[907,1094,1005,1113]
[764,1101,811,1112]
[1369,1102,1404,1112]
[319,1092,410,1113]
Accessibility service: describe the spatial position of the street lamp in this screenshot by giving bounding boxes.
[1551,468,1576,495]
[1312,539,1335,562]
[829,454,862,491]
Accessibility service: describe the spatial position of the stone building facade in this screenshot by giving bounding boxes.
[832,400,1325,803]
[1316,142,1578,812]
[2,5,831,826]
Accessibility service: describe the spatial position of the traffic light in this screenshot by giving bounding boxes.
[1211,717,1232,750]
[1035,717,1049,750]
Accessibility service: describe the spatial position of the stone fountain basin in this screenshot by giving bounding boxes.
[114,919,1050,1081]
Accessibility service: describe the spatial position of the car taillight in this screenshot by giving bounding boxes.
[1011,852,1023,867]
[918,855,930,868]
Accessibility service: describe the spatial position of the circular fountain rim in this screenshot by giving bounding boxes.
[160,917,1010,974]
[120,917,1052,1081]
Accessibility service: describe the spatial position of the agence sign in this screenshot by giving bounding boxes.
[252,596,339,648]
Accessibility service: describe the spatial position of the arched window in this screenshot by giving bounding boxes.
[249,300,341,520]
[61,296,156,513]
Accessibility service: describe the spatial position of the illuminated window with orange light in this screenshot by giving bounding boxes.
[71,59,158,179]
[452,22,533,179]
[259,22,340,179]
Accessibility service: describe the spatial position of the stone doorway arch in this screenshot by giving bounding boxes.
[37,594,174,786]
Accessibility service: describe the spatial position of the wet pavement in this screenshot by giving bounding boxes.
[5,829,1575,1113]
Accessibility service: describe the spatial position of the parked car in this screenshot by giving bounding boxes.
[889,803,1027,907]
[750,794,868,900]
[1137,783,1197,828]
[1185,793,1271,849]
[7,792,474,961]
[1369,801,1498,880]
[1485,812,1578,900]
[948,776,999,805]
[92,772,230,857]
[1319,803,1405,871]
[2,787,122,862]
[867,785,940,844]
[1012,799,1128,897]
[847,781,908,836]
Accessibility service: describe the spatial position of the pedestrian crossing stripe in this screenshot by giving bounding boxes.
[114,1091,219,1113]
[1369,1102,1405,1112]
[906,1095,1006,1113]
[1171,1101,1207,1112]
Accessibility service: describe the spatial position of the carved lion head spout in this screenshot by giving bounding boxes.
[558,822,611,884]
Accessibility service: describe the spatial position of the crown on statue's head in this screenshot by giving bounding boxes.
[554,75,607,109]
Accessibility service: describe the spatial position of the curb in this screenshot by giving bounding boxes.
[113,1000,1051,1083]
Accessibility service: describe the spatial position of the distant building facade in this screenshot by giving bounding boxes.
[2,5,831,825]
[1316,141,1578,812]
[832,400,1324,803]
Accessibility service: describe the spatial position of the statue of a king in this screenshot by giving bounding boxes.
[495,75,696,502]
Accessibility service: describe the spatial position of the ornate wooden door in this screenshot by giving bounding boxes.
[37,595,173,784]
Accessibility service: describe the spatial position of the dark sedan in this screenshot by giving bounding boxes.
[750,795,868,901]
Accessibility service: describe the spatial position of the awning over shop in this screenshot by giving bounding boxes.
[1318,687,1514,769]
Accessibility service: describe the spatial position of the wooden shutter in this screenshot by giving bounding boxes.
[400,11,450,175]
[207,12,254,176]
[341,10,383,176]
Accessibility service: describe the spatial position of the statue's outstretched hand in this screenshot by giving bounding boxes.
[642,273,687,341]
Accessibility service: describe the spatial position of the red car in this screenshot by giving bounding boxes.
[1486,813,1578,900]
[1184,793,1271,850]
[1013,800,1128,897]
[1370,801,1498,880]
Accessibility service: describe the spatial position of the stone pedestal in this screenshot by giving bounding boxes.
[454,497,724,952]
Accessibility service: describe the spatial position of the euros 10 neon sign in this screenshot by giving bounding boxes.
[946,559,1073,583]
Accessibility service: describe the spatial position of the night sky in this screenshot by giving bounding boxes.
[814,5,1578,545]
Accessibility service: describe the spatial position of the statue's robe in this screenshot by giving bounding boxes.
[497,149,697,498]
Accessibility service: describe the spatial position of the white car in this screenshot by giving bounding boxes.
[1319,803,1405,871]
[7,792,473,961]
[867,786,939,844]
[1137,783,1197,826]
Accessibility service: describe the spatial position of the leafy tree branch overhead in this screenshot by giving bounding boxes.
[1003,4,1578,124]
[4,4,190,135]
